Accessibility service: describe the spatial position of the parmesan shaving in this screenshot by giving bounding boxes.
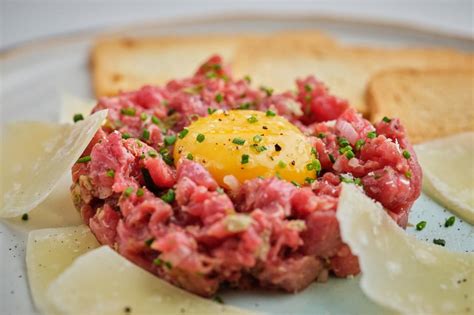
[47,246,255,315]
[0,110,107,218]
[415,132,474,224]
[337,184,474,315]
[26,225,100,315]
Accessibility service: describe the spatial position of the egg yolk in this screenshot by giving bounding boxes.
[173,110,317,188]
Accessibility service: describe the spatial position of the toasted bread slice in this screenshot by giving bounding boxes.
[368,68,474,143]
[232,44,472,115]
[91,31,337,97]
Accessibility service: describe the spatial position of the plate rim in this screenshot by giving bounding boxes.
[1,11,473,60]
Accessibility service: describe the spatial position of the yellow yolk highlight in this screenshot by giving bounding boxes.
[174,110,316,188]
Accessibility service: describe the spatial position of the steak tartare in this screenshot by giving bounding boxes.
[71,55,422,297]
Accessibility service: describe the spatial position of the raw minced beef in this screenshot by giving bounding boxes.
[71,55,422,297]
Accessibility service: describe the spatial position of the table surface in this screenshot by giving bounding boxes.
[1,0,473,50]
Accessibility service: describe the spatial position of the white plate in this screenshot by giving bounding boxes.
[1,13,473,315]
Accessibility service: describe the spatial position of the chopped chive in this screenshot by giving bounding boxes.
[120,107,136,116]
[367,131,377,139]
[21,213,29,221]
[338,137,350,147]
[123,187,134,197]
[142,129,150,141]
[345,150,355,159]
[304,84,313,92]
[416,221,427,231]
[122,133,131,139]
[402,150,411,159]
[161,189,175,204]
[162,154,174,166]
[328,153,335,163]
[232,138,246,145]
[196,133,205,143]
[208,107,217,114]
[405,170,412,179]
[186,153,194,160]
[206,71,217,79]
[266,110,276,117]
[247,115,258,123]
[444,216,455,227]
[77,156,91,163]
[73,113,84,123]
[106,169,115,178]
[433,239,446,246]
[340,176,353,184]
[151,115,160,125]
[339,146,352,154]
[253,135,263,143]
[241,154,250,164]
[238,102,252,110]
[355,139,365,151]
[278,161,286,168]
[136,188,144,197]
[164,135,177,146]
[382,116,392,123]
[252,145,267,153]
[260,86,274,96]
[140,113,148,121]
[306,159,321,172]
[305,177,316,184]
[317,133,326,139]
[215,93,223,103]
[244,75,252,83]
[148,150,158,158]
[178,128,189,139]
[291,180,300,187]
[144,238,154,247]
[354,178,362,186]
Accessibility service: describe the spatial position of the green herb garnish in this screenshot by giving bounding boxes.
[416,221,427,231]
[178,128,189,139]
[77,156,91,163]
[241,154,250,164]
[444,216,455,227]
[106,169,115,178]
[164,135,177,146]
[367,131,377,139]
[232,138,246,145]
[120,107,136,116]
[161,189,175,204]
[266,110,276,117]
[73,113,84,123]
[196,133,205,143]
[123,187,134,197]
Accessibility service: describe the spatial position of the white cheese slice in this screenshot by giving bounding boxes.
[415,132,474,224]
[0,110,107,218]
[8,173,82,231]
[59,93,96,124]
[47,246,256,315]
[337,184,474,315]
[26,225,100,315]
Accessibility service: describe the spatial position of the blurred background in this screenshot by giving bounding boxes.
[1,0,473,49]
